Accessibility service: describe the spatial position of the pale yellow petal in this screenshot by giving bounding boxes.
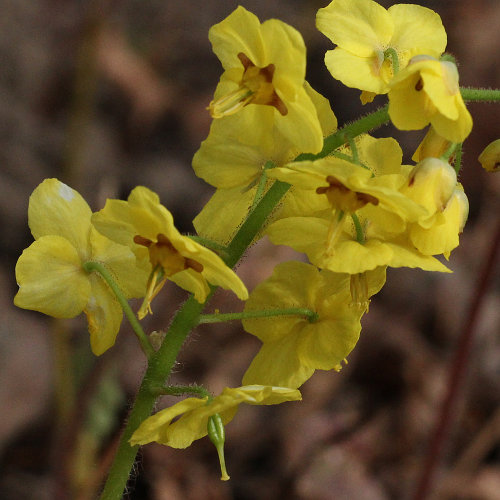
[14,235,90,318]
[84,273,124,355]
[130,397,208,446]
[316,0,392,56]
[28,178,92,259]
[242,335,315,389]
[388,4,447,59]
[274,87,324,154]
[304,81,338,136]
[90,226,149,299]
[324,48,388,93]
[261,18,306,99]
[208,6,265,70]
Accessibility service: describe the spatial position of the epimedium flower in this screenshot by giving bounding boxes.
[266,153,426,258]
[129,385,301,448]
[388,56,472,142]
[14,178,149,355]
[316,0,447,101]
[91,186,248,317]
[241,261,386,389]
[193,83,337,244]
[208,6,324,153]
[400,158,469,258]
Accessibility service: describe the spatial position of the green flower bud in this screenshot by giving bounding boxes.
[207,413,230,481]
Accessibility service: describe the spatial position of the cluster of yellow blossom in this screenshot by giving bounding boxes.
[14,0,482,471]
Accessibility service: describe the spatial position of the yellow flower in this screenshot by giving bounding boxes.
[400,158,468,258]
[316,0,447,97]
[14,179,148,355]
[408,184,468,259]
[193,83,337,244]
[267,154,426,256]
[388,56,472,142]
[242,262,385,389]
[208,6,324,153]
[92,186,248,315]
[129,385,301,448]
[265,146,452,274]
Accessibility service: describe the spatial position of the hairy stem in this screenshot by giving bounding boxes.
[199,307,319,324]
[83,261,154,359]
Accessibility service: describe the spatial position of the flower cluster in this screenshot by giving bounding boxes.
[13,0,496,489]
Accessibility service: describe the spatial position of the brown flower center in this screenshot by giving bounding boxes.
[208,52,287,118]
[134,233,203,276]
[316,176,379,213]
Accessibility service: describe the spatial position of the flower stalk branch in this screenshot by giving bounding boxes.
[199,307,319,324]
[82,261,155,359]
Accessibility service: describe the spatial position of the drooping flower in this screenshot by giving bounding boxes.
[242,261,386,389]
[129,385,301,448]
[316,0,447,100]
[92,186,248,316]
[14,178,149,355]
[388,56,472,142]
[208,6,324,153]
[401,158,469,258]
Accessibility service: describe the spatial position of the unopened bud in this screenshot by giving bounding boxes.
[207,413,230,481]
[478,139,500,172]
[404,158,457,214]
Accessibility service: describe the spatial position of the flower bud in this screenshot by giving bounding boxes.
[404,158,457,214]
[207,413,230,481]
[478,139,500,172]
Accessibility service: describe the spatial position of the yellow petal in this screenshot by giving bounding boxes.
[90,226,149,299]
[261,18,306,99]
[84,273,124,355]
[388,4,447,60]
[208,6,265,70]
[324,48,388,93]
[316,0,392,57]
[28,178,92,259]
[304,81,338,136]
[299,316,361,370]
[14,235,90,318]
[130,397,208,446]
[193,187,255,245]
[243,336,315,389]
[273,86,324,154]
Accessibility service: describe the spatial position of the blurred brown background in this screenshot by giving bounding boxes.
[0,1,499,499]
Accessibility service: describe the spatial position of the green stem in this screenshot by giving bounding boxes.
[99,295,206,499]
[295,104,390,162]
[82,261,155,359]
[460,87,500,102]
[440,142,459,162]
[251,160,274,211]
[199,307,319,324]
[98,103,395,499]
[454,144,463,175]
[151,384,212,399]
